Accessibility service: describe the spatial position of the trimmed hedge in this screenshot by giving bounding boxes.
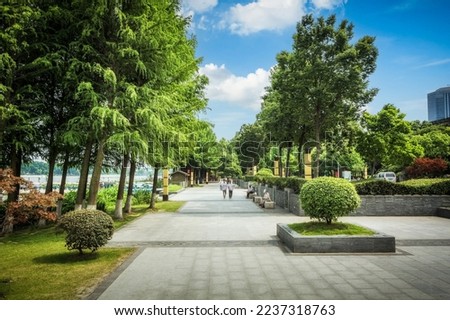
[246,175,307,193]
[355,179,450,195]
[249,176,450,195]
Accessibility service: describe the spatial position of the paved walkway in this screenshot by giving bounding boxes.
[89,183,450,300]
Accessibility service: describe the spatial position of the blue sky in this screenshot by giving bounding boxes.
[181,0,450,139]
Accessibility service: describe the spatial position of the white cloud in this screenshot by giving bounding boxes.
[223,0,307,36]
[182,0,218,13]
[199,63,270,110]
[415,58,450,69]
[311,0,347,10]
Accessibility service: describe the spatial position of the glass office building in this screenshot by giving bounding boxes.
[428,86,450,122]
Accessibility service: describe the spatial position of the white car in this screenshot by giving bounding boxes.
[375,172,396,183]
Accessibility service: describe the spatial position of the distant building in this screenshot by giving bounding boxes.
[170,170,189,187]
[428,86,450,123]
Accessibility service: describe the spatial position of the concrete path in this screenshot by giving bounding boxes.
[90,183,450,300]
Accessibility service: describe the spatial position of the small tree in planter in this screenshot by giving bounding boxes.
[57,209,114,254]
[300,177,361,224]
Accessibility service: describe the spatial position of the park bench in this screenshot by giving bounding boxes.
[263,201,275,209]
[253,196,262,204]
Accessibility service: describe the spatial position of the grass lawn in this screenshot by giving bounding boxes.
[153,200,186,212]
[0,201,184,300]
[0,228,135,299]
[288,221,376,236]
[169,184,183,192]
[398,178,449,186]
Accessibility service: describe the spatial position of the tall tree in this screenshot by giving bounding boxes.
[273,14,378,177]
[232,123,266,175]
[1,4,43,176]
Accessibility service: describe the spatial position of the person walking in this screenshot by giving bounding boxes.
[227,179,235,199]
[219,179,227,199]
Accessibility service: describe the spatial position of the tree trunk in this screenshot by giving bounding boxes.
[1,214,14,235]
[124,160,136,214]
[87,139,106,210]
[286,142,292,177]
[278,145,283,177]
[114,153,129,220]
[7,148,22,202]
[297,131,306,177]
[57,152,70,217]
[149,166,159,209]
[45,147,58,194]
[59,152,70,195]
[298,143,303,177]
[314,118,321,178]
[75,140,93,210]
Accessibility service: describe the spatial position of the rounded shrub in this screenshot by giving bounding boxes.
[57,209,114,254]
[300,177,361,224]
[255,168,274,177]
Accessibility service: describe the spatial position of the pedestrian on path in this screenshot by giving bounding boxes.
[219,179,227,199]
[227,179,235,199]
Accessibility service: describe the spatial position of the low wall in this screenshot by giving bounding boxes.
[255,183,450,216]
[354,195,450,216]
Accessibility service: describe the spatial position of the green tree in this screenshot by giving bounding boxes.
[259,52,312,177]
[0,3,45,199]
[412,123,450,161]
[357,104,424,174]
[272,14,378,177]
[232,123,266,175]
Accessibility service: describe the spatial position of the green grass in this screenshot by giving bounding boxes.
[107,201,185,229]
[0,227,135,299]
[288,221,376,236]
[154,200,185,212]
[399,178,449,186]
[0,201,184,300]
[169,184,183,192]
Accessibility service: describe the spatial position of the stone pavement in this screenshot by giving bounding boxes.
[89,183,450,300]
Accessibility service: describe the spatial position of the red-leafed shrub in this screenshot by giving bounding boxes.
[405,158,448,179]
[1,168,62,234]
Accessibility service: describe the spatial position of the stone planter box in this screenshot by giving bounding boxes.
[277,223,396,253]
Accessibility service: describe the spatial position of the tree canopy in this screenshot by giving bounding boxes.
[0,0,215,229]
[260,14,378,176]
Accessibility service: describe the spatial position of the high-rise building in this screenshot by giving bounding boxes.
[428,86,450,122]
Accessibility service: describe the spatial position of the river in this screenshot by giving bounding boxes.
[21,174,151,187]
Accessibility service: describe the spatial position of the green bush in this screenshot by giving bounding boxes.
[133,190,151,204]
[255,168,273,177]
[61,191,76,215]
[61,187,121,214]
[285,177,307,194]
[96,186,119,211]
[355,180,417,195]
[57,209,114,254]
[300,177,361,224]
[355,179,450,195]
[420,180,450,195]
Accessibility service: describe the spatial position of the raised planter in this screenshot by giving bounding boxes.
[277,223,396,253]
[437,207,450,219]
